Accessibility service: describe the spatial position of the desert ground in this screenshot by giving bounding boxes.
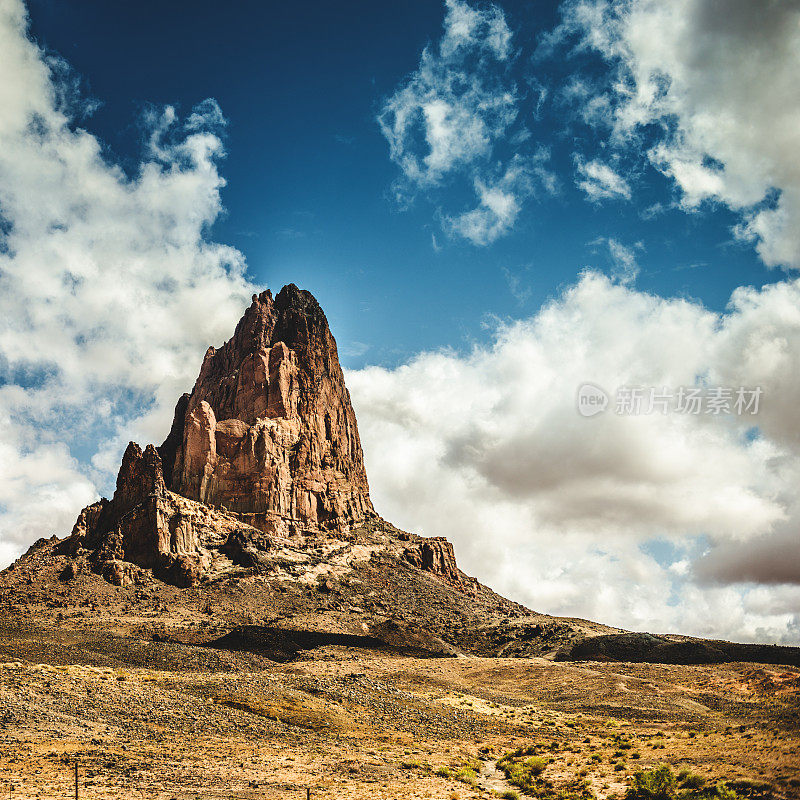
[1,618,798,800]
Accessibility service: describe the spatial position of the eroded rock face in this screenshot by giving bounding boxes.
[158,284,374,536]
[403,538,463,587]
[60,442,268,587]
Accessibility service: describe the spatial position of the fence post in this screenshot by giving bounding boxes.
[74,762,78,800]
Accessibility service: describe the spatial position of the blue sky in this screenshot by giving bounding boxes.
[26,0,775,368]
[2,0,800,643]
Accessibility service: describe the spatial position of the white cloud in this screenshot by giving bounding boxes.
[377,0,516,190]
[0,0,256,564]
[556,0,800,268]
[589,236,640,284]
[378,0,553,245]
[439,0,512,61]
[349,271,800,643]
[444,155,536,245]
[606,238,639,284]
[575,157,632,202]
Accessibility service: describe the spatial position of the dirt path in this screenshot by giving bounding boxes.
[476,758,516,796]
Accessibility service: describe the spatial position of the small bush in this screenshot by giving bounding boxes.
[455,766,478,787]
[710,783,739,800]
[679,773,707,791]
[627,765,677,800]
[497,752,549,793]
[501,791,520,800]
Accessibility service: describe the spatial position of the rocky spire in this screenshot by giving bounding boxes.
[157,285,374,536]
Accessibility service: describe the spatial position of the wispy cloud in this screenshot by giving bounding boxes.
[502,265,532,305]
[277,227,307,240]
[575,156,632,202]
[588,236,641,284]
[377,0,516,190]
[377,0,553,246]
[445,155,534,245]
[342,341,372,359]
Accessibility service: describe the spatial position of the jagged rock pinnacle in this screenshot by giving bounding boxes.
[61,285,376,585]
[157,284,374,535]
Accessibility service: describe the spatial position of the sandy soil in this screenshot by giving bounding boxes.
[1,623,798,800]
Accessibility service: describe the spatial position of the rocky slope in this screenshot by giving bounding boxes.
[57,285,381,589]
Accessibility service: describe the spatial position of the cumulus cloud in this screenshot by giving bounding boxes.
[0,0,256,565]
[554,0,800,269]
[378,0,553,245]
[575,157,632,202]
[349,271,800,643]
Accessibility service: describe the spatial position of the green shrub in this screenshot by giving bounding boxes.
[455,766,478,786]
[627,765,677,800]
[679,773,707,791]
[710,783,738,800]
[497,753,549,793]
[500,791,520,800]
[498,749,594,800]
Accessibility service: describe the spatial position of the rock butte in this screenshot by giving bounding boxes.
[63,285,389,587]
[159,284,374,533]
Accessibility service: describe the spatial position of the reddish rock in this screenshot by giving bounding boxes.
[404,538,462,586]
[59,285,479,590]
[158,285,374,536]
[101,560,127,587]
[60,443,216,584]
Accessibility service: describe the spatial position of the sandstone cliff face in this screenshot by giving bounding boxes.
[64,442,202,586]
[403,537,472,592]
[158,284,374,537]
